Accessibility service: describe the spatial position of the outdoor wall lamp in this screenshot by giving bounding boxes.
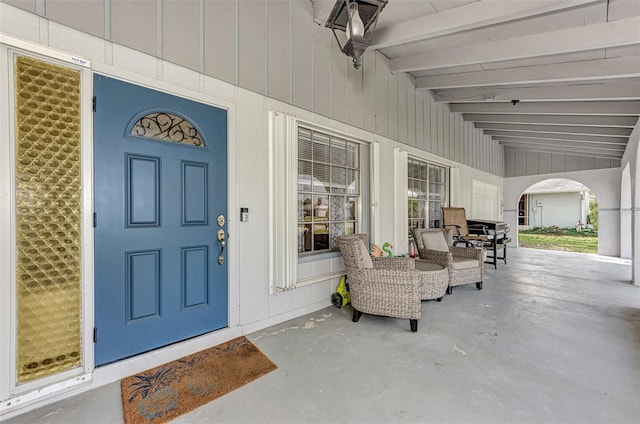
[325,0,388,69]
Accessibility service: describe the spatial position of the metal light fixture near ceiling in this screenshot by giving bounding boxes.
[325,0,388,69]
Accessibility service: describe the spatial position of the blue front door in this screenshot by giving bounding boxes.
[93,75,228,365]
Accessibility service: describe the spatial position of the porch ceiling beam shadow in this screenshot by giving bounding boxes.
[450,100,640,115]
[486,131,628,143]
[497,146,625,159]
[368,0,599,50]
[415,57,640,90]
[475,123,633,137]
[462,114,639,128]
[432,81,640,103]
[496,137,628,152]
[502,145,623,160]
[500,139,625,154]
[391,17,640,73]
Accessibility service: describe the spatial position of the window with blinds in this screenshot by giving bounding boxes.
[408,158,449,237]
[297,127,360,253]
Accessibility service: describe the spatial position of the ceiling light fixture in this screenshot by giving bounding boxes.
[325,0,388,69]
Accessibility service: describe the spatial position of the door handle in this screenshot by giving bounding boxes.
[217,229,225,265]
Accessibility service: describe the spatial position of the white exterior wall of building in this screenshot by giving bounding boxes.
[0,2,504,416]
[525,192,585,229]
[1,0,636,416]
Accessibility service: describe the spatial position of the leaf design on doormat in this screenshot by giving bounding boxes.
[176,351,205,369]
[127,366,178,403]
[215,337,248,354]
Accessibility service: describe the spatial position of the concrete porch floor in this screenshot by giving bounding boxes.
[5,247,640,424]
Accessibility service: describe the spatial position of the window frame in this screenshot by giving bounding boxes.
[296,125,364,256]
[268,113,372,293]
[407,157,450,238]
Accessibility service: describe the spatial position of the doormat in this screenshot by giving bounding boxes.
[120,336,277,424]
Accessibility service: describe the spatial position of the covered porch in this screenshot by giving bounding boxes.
[7,247,638,423]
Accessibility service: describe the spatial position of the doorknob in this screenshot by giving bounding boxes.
[217,229,225,265]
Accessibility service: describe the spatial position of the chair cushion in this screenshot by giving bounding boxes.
[415,260,445,272]
[451,256,479,270]
[357,239,374,269]
[421,231,449,252]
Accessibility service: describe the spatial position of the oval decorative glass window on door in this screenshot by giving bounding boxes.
[129,111,205,147]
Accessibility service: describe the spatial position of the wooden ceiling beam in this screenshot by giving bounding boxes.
[369,0,600,50]
[502,145,622,159]
[474,123,633,137]
[486,130,627,143]
[462,114,639,127]
[450,100,640,115]
[496,137,627,152]
[432,81,640,103]
[416,56,640,90]
[392,17,640,73]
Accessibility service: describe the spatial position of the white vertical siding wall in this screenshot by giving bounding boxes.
[504,147,621,177]
[0,1,509,416]
[0,0,503,177]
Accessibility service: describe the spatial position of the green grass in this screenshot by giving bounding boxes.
[518,226,598,254]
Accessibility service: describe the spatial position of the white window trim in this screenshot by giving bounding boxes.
[406,153,452,238]
[370,142,381,246]
[268,112,375,293]
[268,111,298,294]
[394,149,409,253]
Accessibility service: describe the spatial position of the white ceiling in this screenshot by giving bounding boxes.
[315,0,640,161]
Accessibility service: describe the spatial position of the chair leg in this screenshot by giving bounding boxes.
[352,309,362,322]
[446,286,453,295]
[436,296,443,302]
[476,282,483,290]
[410,319,418,332]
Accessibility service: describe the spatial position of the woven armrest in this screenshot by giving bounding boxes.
[419,249,451,268]
[372,256,415,271]
[451,246,484,260]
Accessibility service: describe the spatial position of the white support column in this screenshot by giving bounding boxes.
[633,206,640,286]
[597,208,621,257]
[503,209,519,247]
[631,134,640,285]
[620,164,632,259]
[633,169,640,285]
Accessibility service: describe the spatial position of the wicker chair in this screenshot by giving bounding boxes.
[335,234,423,332]
[413,228,485,294]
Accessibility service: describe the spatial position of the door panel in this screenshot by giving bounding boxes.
[94,75,228,365]
[127,250,161,321]
[182,162,208,225]
[182,246,209,308]
[127,155,161,226]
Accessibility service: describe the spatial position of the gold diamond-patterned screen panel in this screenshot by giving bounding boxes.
[15,56,82,383]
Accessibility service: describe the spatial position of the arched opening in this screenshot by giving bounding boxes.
[517,178,598,254]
